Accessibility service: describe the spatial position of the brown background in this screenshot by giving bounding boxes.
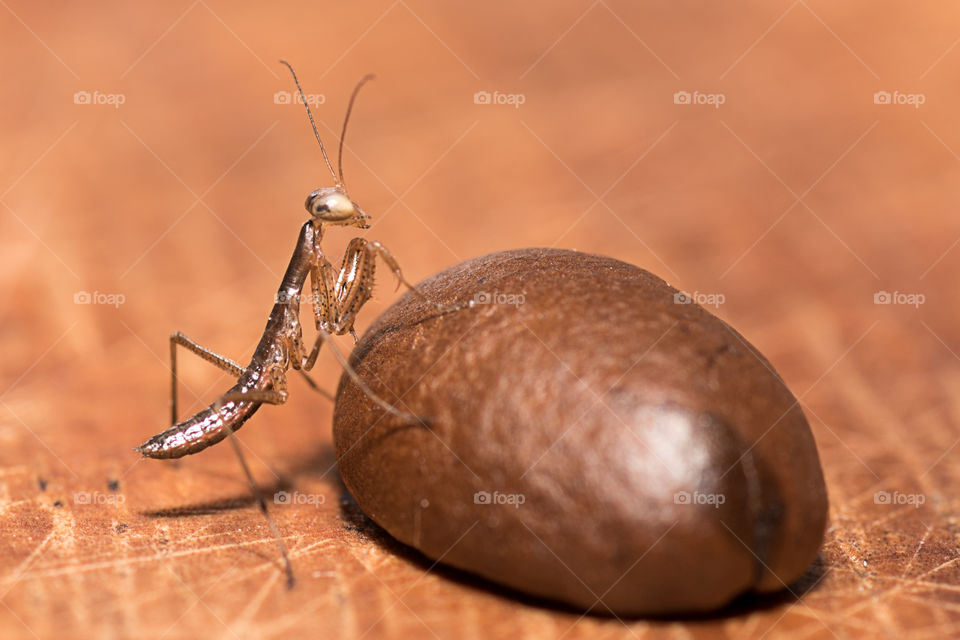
[1,1,959,638]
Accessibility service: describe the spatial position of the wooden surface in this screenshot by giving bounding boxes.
[2,1,959,638]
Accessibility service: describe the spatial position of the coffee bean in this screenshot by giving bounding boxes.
[334,248,827,615]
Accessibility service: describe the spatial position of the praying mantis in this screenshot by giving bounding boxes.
[136,61,467,586]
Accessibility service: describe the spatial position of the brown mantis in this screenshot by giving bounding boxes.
[136,61,465,586]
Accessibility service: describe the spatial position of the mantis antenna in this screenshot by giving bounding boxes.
[279,59,337,185]
[337,74,375,189]
[279,60,375,192]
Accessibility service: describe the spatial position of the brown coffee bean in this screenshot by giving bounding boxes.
[334,248,827,615]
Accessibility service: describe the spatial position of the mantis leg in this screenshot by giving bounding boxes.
[300,329,427,424]
[360,239,465,314]
[169,331,244,426]
[213,363,295,588]
[296,370,335,402]
[300,237,470,425]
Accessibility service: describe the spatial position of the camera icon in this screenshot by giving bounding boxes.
[673,491,691,504]
[274,491,291,504]
[873,291,892,305]
[474,491,491,504]
[673,91,691,105]
[473,91,491,105]
[74,291,92,304]
[874,491,891,504]
[274,91,292,105]
[873,91,891,105]
[74,491,91,504]
[73,91,91,105]
[673,291,692,304]
[473,291,492,305]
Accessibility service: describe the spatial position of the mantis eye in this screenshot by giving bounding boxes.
[309,191,356,221]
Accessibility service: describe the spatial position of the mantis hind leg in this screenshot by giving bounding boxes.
[164,338,295,587]
[169,331,244,426]
[213,364,297,588]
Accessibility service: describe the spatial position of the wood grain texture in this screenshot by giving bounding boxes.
[1,1,958,638]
